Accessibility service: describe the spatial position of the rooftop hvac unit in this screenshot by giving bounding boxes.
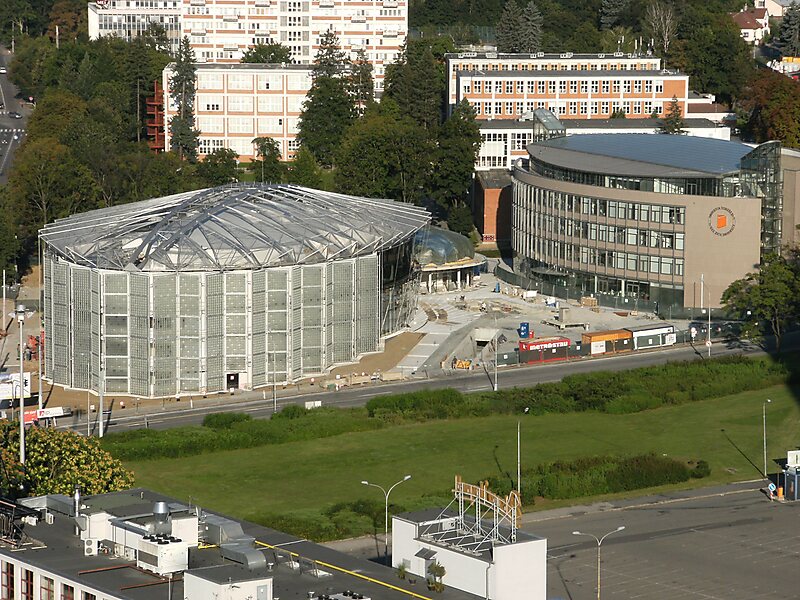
[613,51,624,57]
[536,52,545,58]
[485,52,497,59]
[85,539,99,556]
[560,52,573,59]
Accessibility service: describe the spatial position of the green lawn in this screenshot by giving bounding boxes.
[126,384,800,527]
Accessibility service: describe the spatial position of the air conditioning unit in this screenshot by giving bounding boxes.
[85,539,99,557]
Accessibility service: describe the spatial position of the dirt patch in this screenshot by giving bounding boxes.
[328,331,424,378]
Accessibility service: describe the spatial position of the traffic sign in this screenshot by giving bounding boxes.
[705,340,712,347]
[768,483,777,492]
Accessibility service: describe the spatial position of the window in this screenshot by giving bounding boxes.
[495,80,502,93]
[505,101,514,114]
[1,561,14,600]
[548,81,556,93]
[559,80,567,93]
[579,80,588,93]
[527,81,535,93]
[569,80,577,93]
[579,102,588,115]
[505,81,513,94]
[83,593,97,600]
[634,80,642,93]
[645,80,653,93]
[655,80,664,93]
[591,80,599,93]
[21,569,32,600]
[601,80,609,93]
[676,233,685,250]
[62,584,75,600]
[568,101,577,114]
[516,81,524,93]
[612,80,620,93]
[623,80,632,93]
[537,81,545,94]
[41,577,54,600]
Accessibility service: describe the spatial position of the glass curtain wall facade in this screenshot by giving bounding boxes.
[44,253,383,397]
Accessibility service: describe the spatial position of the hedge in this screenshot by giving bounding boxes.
[104,354,797,462]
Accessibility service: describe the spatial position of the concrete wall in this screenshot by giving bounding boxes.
[492,538,547,600]
[781,150,800,249]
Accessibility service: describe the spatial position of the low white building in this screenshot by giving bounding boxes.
[163,62,312,161]
[392,476,547,600]
[477,115,730,171]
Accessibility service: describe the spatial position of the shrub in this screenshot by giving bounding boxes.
[273,404,308,420]
[202,412,253,429]
[691,460,711,479]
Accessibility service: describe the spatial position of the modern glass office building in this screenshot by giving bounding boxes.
[512,134,783,309]
[40,184,430,398]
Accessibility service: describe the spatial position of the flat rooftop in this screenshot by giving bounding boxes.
[1,489,481,600]
[457,69,684,78]
[477,118,719,130]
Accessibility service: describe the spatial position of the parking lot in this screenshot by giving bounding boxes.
[527,484,794,600]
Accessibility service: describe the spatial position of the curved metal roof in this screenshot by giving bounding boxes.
[529,134,754,178]
[40,184,431,272]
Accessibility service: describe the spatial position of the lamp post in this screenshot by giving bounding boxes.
[572,526,625,600]
[493,316,499,392]
[763,398,772,479]
[14,304,26,465]
[361,475,411,564]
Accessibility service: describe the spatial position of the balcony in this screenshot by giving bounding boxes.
[319,0,334,6]
[383,0,397,6]
[254,0,270,6]
[350,14,366,23]
[190,0,205,5]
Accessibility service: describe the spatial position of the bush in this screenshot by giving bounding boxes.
[691,460,711,479]
[202,412,253,429]
[273,404,308,420]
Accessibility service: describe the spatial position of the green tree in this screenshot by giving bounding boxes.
[0,421,134,500]
[520,1,544,52]
[313,28,348,78]
[169,36,200,161]
[600,0,628,29]
[432,99,481,209]
[286,147,323,188]
[741,69,800,147]
[297,76,355,167]
[660,96,685,134]
[777,2,800,57]
[447,202,474,237]
[251,136,285,183]
[197,147,239,186]
[496,0,524,52]
[722,253,800,352]
[384,41,443,130]
[241,42,292,64]
[348,48,374,113]
[334,112,433,204]
[25,87,87,141]
[46,0,87,42]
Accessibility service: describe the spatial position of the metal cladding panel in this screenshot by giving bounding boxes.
[152,275,177,397]
[266,269,289,383]
[331,260,355,364]
[206,273,224,392]
[251,270,266,387]
[90,270,101,392]
[50,260,70,385]
[43,256,54,379]
[178,273,201,393]
[225,273,247,374]
[70,267,92,389]
[129,273,150,396]
[354,254,379,356]
[301,264,324,374]
[291,266,302,379]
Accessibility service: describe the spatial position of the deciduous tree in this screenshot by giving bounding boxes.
[722,252,800,352]
[286,147,323,188]
[644,0,677,64]
[241,42,292,64]
[197,147,239,186]
[251,137,284,183]
[740,69,800,147]
[0,422,134,500]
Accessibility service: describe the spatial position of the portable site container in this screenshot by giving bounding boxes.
[581,330,633,355]
[519,337,571,363]
[624,323,677,350]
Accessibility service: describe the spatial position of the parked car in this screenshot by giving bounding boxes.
[8,111,22,119]
[0,67,6,74]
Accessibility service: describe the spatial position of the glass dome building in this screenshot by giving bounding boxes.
[415,228,485,293]
[40,184,430,398]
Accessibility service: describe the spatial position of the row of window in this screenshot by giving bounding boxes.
[518,237,686,277]
[196,72,311,91]
[451,61,660,74]
[471,100,664,118]
[526,213,686,250]
[195,95,304,113]
[464,78,665,96]
[1,561,97,600]
[522,187,687,225]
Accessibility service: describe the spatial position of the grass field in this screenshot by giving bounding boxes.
[125,383,800,532]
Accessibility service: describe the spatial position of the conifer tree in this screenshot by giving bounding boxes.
[660,96,685,134]
[600,0,628,30]
[169,37,200,162]
[496,0,524,53]
[520,1,543,53]
[778,2,800,57]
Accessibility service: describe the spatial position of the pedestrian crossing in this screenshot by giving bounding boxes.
[0,129,24,133]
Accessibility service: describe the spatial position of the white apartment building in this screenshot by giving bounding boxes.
[181,0,407,92]
[163,63,311,161]
[88,0,183,53]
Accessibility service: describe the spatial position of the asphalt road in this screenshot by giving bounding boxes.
[531,482,792,600]
[0,48,26,184]
[63,337,765,435]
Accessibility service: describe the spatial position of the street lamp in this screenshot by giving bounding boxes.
[572,526,625,600]
[763,398,772,479]
[13,304,26,465]
[361,475,412,564]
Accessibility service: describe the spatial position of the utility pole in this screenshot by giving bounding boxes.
[16,304,27,465]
